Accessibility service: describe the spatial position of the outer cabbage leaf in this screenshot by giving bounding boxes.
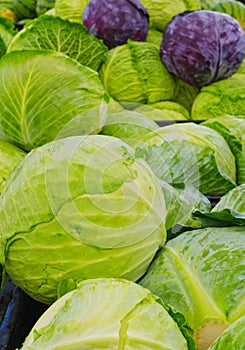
[193,184,245,226]
[208,316,245,350]
[0,50,108,151]
[0,140,26,193]
[7,15,108,71]
[99,40,176,104]
[134,122,236,195]
[140,0,201,32]
[191,73,245,119]
[21,278,190,349]
[203,115,245,184]
[55,0,89,22]
[140,226,245,349]
[0,135,166,304]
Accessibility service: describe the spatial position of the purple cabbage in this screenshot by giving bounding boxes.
[82,0,149,49]
[160,10,245,87]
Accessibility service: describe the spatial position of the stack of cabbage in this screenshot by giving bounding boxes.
[0,0,244,349]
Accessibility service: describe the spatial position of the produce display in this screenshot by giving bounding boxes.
[0,0,244,349]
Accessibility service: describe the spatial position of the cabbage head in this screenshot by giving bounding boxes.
[140,226,245,350]
[0,50,108,151]
[99,40,176,104]
[21,278,192,349]
[0,135,166,304]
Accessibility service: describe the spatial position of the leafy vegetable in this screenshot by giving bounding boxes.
[82,0,149,49]
[0,50,108,151]
[140,226,245,350]
[0,135,166,304]
[140,0,201,31]
[20,278,191,349]
[134,122,236,195]
[99,40,176,104]
[191,72,245,119]
[193,184,245,226]
[8,15,108,71]
[160,10,245,87]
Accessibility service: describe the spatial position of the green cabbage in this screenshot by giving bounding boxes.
[140,226,245,350]
[0,50,108,151]
[99,40,176,104]
[0,135,166,304]
[21,278,191,349]
[8,15,108,71]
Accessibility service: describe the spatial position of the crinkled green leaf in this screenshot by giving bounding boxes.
[99,40,176,104]
[8,15,108,71]
[191,73,245,119]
